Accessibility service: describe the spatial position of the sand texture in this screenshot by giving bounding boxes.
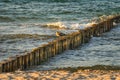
[0,69,120,80]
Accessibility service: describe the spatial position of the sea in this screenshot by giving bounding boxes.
[0,0,120,69]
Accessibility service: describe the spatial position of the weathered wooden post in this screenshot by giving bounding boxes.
[73,33,77,48]
[45,44,51,59]
[21,54,26,69]
[94,24,100,37]
[8,57,17,71]
[37,47,42,64]
[39,46,44,62]
[56,40,59,54]
[89,26,94,38]
[65,35,71,50]
[102,21,106,32]
[47,44,51,58]
[0,60,7,72]
[78,30,84,44]
[78,31,82,45]
[110,19,113,29]
[20,54,25,70]
[44,44,50,60]
[82,28,88,43]
[85,27,92,41]
[107,20,111,31]
[31,50,36,66]
[15,55,21,70]
[23,53,29,69]
[58,38,63,52]
[75,33,79,46]
[62,37,67,51]
[51,41,56,57]
[26,53,30,68]
[41,45,47,62]
[4,60,10,72]
[51,40,57,56]
[70,34,74,49]
[0,63,2,73]
[90,24,96,36]
[34,48,40,65]
[33,48,40,65]
[48,42,55,57]
[99,21,104,34]
[74,33,78,47]
[76,32,81,47]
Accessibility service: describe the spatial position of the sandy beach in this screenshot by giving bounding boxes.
[0,69,120,80]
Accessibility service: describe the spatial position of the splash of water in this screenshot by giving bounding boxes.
[41,14,119,30]
[41,22,67,29]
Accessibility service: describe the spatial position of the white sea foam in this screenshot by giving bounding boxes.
[16,14,119,31]
[41,15,117,30]
[71,22,98,29]
[41,22,67,29]
[41,21,99,30]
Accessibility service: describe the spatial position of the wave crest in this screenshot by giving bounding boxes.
[39,15,118,30]
[41,22,68,29]
[41,21,98,30]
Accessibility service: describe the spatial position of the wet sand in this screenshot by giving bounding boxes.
[0,69,120,80]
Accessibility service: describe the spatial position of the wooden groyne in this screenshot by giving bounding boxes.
[0,15,120,73]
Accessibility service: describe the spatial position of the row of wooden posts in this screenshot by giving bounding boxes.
[0,15,120,73]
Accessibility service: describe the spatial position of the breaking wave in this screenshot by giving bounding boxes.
[41,14,117,30]
[41,21,97,30]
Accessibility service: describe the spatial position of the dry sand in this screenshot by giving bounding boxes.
[0,69,120,80]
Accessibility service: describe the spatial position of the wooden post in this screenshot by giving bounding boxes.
[55,40,59,54]
[19,54,24,70]
[8,57,17,72]
[39,46,44,62]
[0,60,7,72]
[0,63,2,73]
[27,53,31,68]
[35,48,40,65]
[62,37,67,51]
[74,33,78,47]
[62,36,70,50]
[82,29,88,43]
[100,22,103,34]
[78,30,84,44]
[43,45,48,61]
[16,55,21,70]
[48,42,55,57]
[110,19,113,29]
[66,36,70,50]
[94,24,100,37]
[57,38,61,53]
[51,41,56,57]
[70,34,74,49]
[5,60,10,72]
[32,48,40,65]
[38,47,42,64]
[23,53,29,69]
